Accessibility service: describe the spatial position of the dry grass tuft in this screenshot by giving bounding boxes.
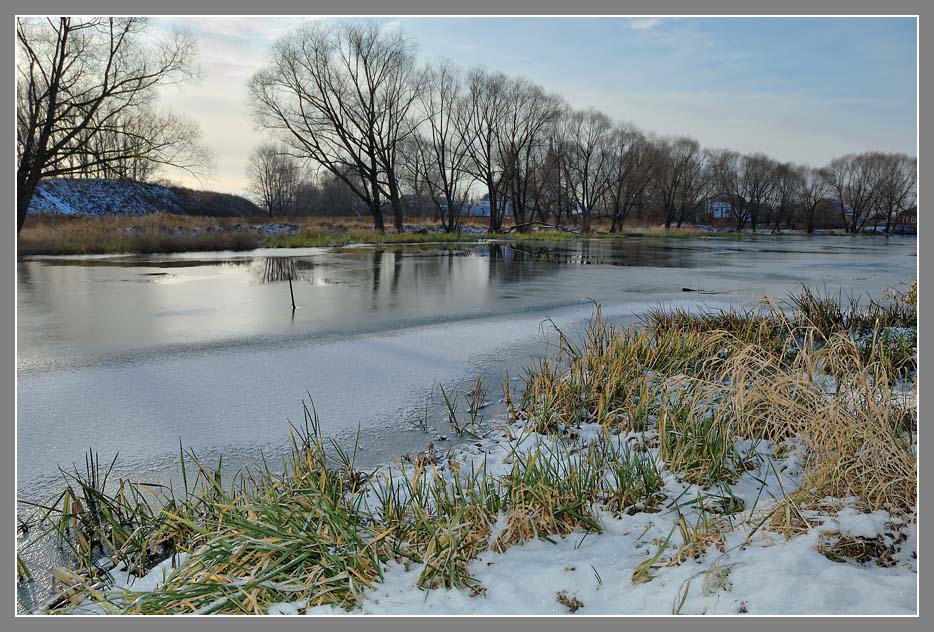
[817,531,908,567]
[556,591,584,612]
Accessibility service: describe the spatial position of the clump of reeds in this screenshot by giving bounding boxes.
[516,284,915,515]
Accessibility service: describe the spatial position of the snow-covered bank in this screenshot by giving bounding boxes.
[28,178,263,218]
[302,423,916,615]
[65,416,916,616]
[353,514,915,615]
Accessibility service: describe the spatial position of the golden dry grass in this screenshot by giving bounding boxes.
[19,211,721,256]
[18,213,261,255]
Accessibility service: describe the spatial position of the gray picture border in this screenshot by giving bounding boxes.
[1,1,927,631]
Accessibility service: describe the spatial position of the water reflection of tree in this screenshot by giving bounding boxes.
[484,239,695,268]
[258,258,296,284]
[253,258,322,284]
[369,249,405,310]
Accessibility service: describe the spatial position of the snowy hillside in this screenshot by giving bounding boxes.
[28,178,264,218]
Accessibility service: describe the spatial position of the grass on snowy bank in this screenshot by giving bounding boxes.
[17,283,917,614]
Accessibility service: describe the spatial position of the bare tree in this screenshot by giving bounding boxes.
[741,153,778,231]
[526,118,579,226]
[246,143,301,217]
[496,77,562,230]
[249,20,420,232]
[16,16,205,232]
[298,170,368,217]
[606,126,659,232]
[655,137,706,229]
[820,152,884,233]
[707,150,779,231]
[872,153,916,233]
[558,107,614,232]
[460,67,510,232]
[767,162,799,231]
[411,61,474,232]
[796,165,830,233]
[367,29,424,231]
[708,148,745,228]
[63,107,209,182]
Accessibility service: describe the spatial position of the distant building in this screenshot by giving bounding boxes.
[704,196,734,220]
[462,199,490,217]
[462,194,512,218]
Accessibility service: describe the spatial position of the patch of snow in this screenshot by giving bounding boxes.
[29,178,177,216]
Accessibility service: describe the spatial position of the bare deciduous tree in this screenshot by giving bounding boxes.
[708,150,779,231]
[16,16,206,232]
[496,78,562,230]
[460,68,510,232]
[62,107,210,182]
[796,165,831,234]
[411,61,474,232]
[768,162,800,231]
[558,107,614,232]
[741,153,778,231]
[249,20,420,232]
[820,152,882,233]
[606,126,659,232]
[872,153,916,233]
[655,137,706,229]
[246,143,301,217]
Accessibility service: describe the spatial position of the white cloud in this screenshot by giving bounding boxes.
[382,19,403,33]
[626,17,665,31]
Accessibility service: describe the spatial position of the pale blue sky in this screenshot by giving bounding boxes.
[151,16,918,194]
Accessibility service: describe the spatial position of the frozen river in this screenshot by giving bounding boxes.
[17,236,916,501]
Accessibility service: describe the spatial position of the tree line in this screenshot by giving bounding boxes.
[16,18,916,236]
[246,20,916,234]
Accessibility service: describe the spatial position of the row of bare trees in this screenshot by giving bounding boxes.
[15,17,213,233]
[248,20,916,234]
[15,18,916,235]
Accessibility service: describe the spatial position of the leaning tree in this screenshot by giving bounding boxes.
[16,17,208,232]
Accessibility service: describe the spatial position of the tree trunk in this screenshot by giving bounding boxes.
[369,199,385,232]
[17,162,42,234]
[487,181,499,233]
[17,187,35,234]
[443,193,455,233]
[389,185,404,233]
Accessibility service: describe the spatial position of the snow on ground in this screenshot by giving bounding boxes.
[75,415,915,616]
[353,513,914,616]
[27,178,263,218]
[229,223,301,236]
[30,179,178,216]
[341,422,915,615]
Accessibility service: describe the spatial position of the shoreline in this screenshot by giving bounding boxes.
[16,212,905,257]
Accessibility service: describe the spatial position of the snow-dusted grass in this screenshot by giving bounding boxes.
[20,285,917,615]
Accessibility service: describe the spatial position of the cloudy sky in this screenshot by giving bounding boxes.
[149,16,918,195]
